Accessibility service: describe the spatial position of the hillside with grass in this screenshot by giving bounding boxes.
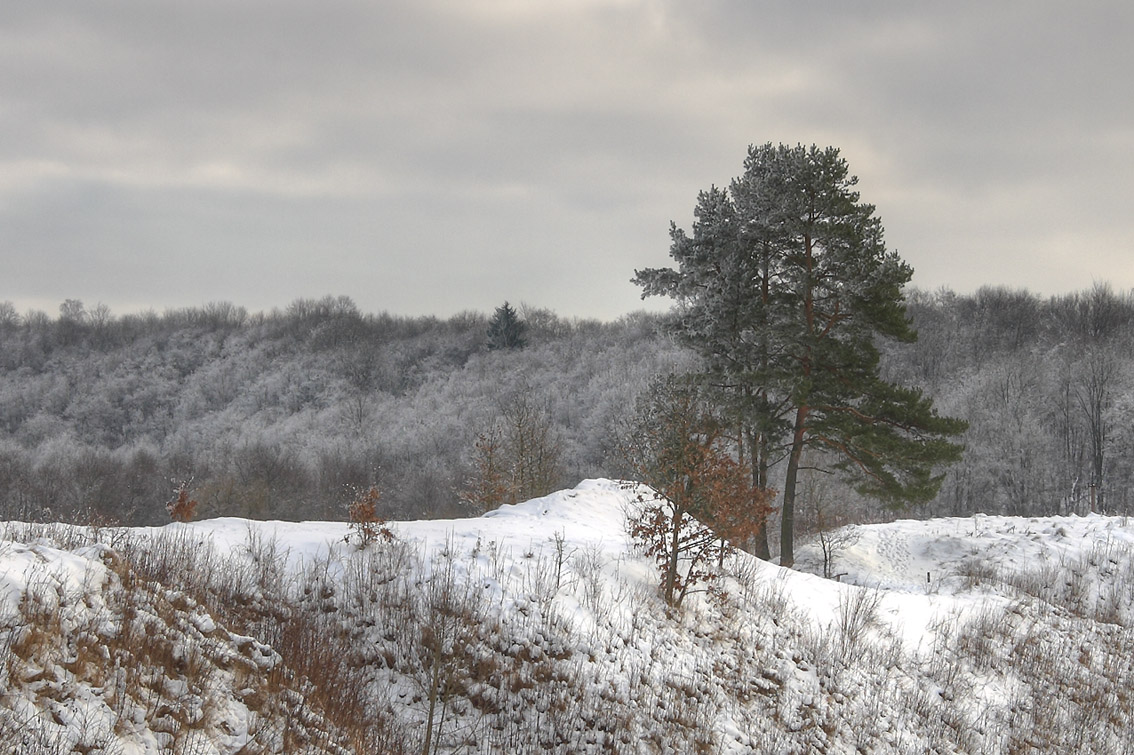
[3,479,1132,753]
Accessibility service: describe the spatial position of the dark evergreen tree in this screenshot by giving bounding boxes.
[635,143,967,566]
[486,302,527,350]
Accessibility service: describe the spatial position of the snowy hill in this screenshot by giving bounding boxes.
[3,480,1133,753]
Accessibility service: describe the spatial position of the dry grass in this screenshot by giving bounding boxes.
[3,518,1134,753]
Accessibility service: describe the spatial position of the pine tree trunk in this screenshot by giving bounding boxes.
[780,230,816,569]
[753,250,774,562]
[780,406,809,568]
[751,515,771,561]
[748,430,771,561]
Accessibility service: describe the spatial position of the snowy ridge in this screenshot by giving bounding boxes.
[2,480,1134,753]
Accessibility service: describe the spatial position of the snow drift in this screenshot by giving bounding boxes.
[2,479,1133,753]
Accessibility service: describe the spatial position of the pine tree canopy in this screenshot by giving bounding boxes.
[633,142,967,564]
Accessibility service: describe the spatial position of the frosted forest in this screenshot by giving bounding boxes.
[0,283,1130,535]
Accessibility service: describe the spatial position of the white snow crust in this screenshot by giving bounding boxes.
[3,479,1134,753]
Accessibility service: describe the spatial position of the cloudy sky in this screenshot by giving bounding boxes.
[2,1,1132,320]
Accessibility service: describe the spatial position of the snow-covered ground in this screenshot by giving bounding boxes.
[3,479,1134,753]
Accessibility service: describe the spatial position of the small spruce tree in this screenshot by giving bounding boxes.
[486,302,527,350]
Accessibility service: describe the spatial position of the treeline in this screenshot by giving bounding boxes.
[891,283,1134,518]
[0,297,691,524]
[1,285,1132,528]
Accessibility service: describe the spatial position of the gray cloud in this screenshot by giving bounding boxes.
[2,0,1132,319]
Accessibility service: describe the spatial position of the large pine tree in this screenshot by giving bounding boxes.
[635,143,966,566]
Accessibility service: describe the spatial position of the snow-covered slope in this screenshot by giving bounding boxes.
[3,480,1133,753]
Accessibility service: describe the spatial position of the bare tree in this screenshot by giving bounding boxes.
[800,463,859,579]
[460,387,564,511]
[1075,348,1116,512]
[621,377,773,606]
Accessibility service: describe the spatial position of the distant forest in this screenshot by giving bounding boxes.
[0,285,1131,537]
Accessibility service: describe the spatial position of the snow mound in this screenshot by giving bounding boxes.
[2,480,1133,753]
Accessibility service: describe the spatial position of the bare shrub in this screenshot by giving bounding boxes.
[166,480,199,522]
[619,377,774,607]
[345,485,394,548]
[573,542,609,621]
[1,523,409,753]
[835,587,882,661]
[800,463,860,579]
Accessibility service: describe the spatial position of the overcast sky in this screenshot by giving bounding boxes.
[2,1,1132,321]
